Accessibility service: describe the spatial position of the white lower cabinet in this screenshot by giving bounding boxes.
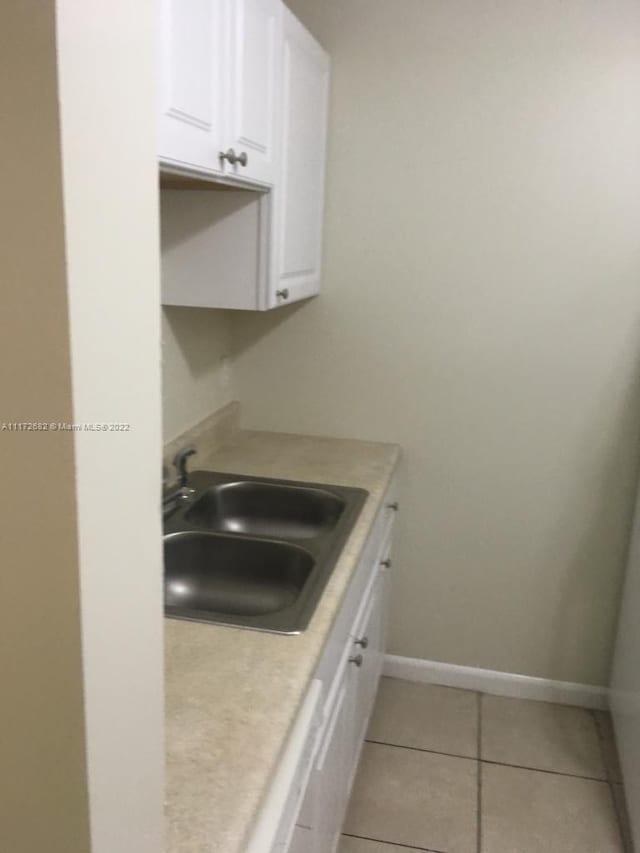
[289,554,390,853]
[248,477,397,853]
[287,825,313,853]
[311,663,357,853]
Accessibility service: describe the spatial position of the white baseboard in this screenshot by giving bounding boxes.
[383,655,609,710]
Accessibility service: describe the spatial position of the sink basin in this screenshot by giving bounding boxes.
[164,531,314,619]
[163,470,368,633]
[184,480,345,539]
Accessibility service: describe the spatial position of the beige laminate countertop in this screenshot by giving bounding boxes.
[165,428,400,853]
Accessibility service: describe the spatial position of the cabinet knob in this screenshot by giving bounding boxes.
[380,559,392,569]
[276,288,290,300]
[387,501,399,512]
[219,148,248,167]
[349,654,363,667]
[354,636,369,649]
[220,148,237,164]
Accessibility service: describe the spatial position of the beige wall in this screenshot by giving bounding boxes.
[160,190,235,443]
[160,186,237,442]
[232,0,640,685]
[0,3,90,850]
[162,306,234,441]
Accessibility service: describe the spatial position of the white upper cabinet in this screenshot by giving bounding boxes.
[224,0,282,185]
[158,0,225,176]
[159,1,330,310]
[159,0,280,185]
[268,7,330,308]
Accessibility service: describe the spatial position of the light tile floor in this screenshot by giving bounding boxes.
[339,677,632,853]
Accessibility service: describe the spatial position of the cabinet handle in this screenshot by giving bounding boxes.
[349,654,363,667]
[354,636,369,649]
[387,501,399,511]
[276,288,290,300]
[219,148,238,165]
[219,148,248,167]
[380,559,392,569]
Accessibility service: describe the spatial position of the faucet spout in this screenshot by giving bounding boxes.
[173,445,197,488]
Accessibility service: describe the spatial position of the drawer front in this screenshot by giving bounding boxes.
[314,473,398,710]
[349,528,391,644]
[364,476,398,572]
[351,541,390,752]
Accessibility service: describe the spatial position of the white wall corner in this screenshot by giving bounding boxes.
[56,1,165,851]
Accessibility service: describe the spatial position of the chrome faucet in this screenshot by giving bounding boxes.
[163,446,197,519]
[173,445,197,488]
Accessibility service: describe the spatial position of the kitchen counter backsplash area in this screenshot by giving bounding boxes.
[163,400,240,475]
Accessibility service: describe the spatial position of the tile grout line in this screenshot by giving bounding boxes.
[477,691,483,853]
[363,739,475,762]
[364,738,610,783]
[341,831,447,852]
[479,756,609,783]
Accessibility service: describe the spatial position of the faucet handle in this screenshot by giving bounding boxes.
[173,445,197,487]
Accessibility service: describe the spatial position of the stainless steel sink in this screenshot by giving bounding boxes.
[165,531,314,617]
[163,470,368,634]
[184,480,345,539]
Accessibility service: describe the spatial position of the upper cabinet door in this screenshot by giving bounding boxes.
[269,8,330,308]
[158,0,225,176]
[224,0,282,186]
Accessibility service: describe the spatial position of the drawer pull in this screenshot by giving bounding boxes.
[380,559,392,569]
[354,636,369,649]
[387,501,399,511]
[349,654,363,667]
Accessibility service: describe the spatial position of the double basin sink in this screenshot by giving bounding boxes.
[164,470,368,634]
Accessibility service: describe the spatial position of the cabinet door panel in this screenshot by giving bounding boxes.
[269,8,330,307]
[286,824,314,853]
[287,528,394,850]
[226,0,282,184]
[315,669,357,853]
[159,0,224,173]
